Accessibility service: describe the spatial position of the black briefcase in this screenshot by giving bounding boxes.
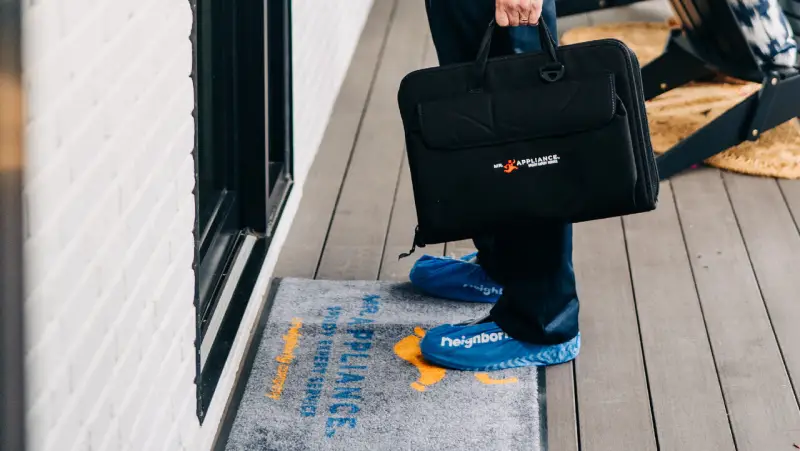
[396,20,658,255]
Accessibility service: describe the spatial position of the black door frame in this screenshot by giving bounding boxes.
[0,0,26,449]
[192,0,294,422]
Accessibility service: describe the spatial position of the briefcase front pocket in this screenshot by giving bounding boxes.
[408,73,638,244]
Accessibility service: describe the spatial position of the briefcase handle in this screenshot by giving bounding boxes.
[471,19,564,92]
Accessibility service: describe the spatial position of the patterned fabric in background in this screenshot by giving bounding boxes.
[777,0,800,35]
[729,0,798,67]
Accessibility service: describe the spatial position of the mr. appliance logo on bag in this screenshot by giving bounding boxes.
[495,154,560,173]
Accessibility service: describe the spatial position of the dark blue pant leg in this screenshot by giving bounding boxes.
[424,0,580,345]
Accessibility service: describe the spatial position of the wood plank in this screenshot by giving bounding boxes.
[723,172,800,403]
[274,0,395,278]
[420,33,438,70]
[573,218,658,451]
[623,181,736,451]
[316,0,428,280]
[671,168,800,451]
[779,179,800,226]
[546,363,579,451]
[586,0,673,25]
[378,153,445,281]
[378,36,444,281]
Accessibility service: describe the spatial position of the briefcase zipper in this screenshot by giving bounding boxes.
[604,39,659,204]
[628,46,659,201]
[398,225,426,260]
[617,42,655,202]
[625,46,659,200]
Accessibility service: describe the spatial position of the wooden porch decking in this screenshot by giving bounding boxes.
[274,1,800,449]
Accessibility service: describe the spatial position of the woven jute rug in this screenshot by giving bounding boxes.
[562,22,800,179]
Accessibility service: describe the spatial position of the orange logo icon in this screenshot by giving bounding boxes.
[503,160,518,174]
[393,327,518,392]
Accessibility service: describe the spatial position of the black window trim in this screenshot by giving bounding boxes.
[191,0,294,423]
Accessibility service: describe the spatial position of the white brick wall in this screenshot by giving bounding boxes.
[20,0,373,450]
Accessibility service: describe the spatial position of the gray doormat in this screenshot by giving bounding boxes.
[224,278,546,451]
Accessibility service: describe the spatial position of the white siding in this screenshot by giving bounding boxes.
[20,0,373,449]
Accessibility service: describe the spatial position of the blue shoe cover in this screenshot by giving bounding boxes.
[420,320,580,371]
[409,253,502,303]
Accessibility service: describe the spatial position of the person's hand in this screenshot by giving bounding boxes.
[495,0,543,27]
